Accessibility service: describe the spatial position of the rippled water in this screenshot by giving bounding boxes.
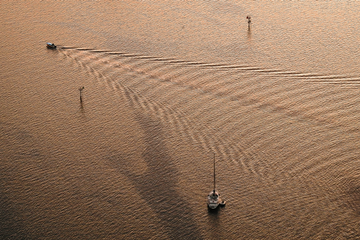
[1,0,360,239]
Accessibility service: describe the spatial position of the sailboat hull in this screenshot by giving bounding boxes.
[207,201,219,209]
[207,190,221,209]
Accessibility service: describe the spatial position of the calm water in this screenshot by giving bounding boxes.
[2,0,360,239]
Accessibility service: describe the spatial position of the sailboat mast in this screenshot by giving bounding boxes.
[213,153,216,191]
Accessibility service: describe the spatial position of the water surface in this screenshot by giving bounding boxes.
[1,1,360,239]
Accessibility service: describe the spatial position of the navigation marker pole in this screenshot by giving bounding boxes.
[247,15,251,29]
[79,86,84,102]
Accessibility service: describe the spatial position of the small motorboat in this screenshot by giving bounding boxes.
[46,42,56,49]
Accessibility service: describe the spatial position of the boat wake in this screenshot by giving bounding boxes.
[58,46,360,183]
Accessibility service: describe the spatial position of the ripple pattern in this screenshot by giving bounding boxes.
[59,46,360,181]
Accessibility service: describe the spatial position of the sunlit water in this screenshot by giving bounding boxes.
[1,1,360,239]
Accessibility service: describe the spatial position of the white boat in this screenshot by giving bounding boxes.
[46,42,56,49]
[207,153,226,209]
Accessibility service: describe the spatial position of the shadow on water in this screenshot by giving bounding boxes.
[207,207,220,214]
[207,206,224,239]
[108,111,203,239]
[0,123,41,239]
[79,99,85,112]
[247,25,252,42]
[341,177,360,215]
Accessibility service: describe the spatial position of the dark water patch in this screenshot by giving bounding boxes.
[348,184,360,214]
[0,187,27,240]
[0,123,29,239]
[341,176,360,215]
[108,111,203,239]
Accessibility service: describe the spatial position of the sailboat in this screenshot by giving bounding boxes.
[207,153,226,209]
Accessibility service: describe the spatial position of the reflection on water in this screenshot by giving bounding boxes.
[2,0,360,239]
[247,24,252,42]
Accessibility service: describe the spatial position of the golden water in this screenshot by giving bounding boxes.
[1,1,360,239]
